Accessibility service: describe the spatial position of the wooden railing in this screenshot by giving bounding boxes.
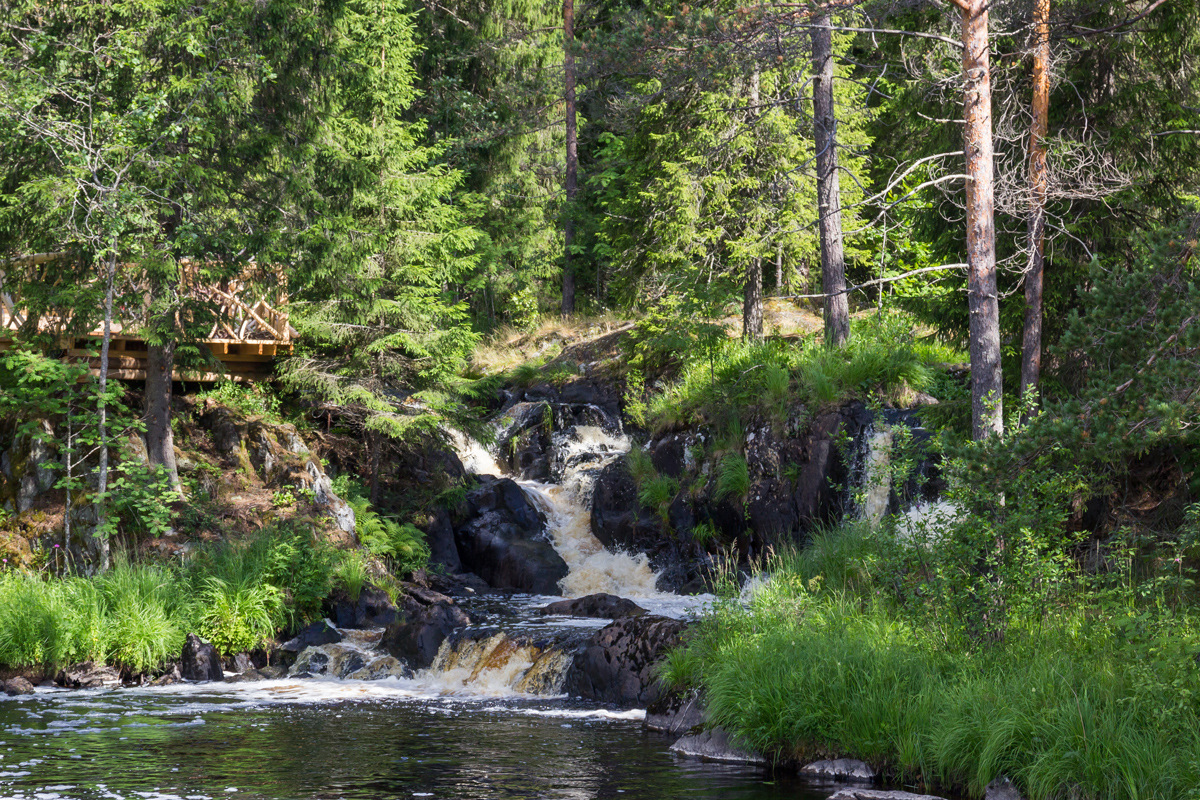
[0,253,294,381]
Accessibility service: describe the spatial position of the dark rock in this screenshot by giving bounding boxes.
[224,669,267,683]
[380,585,472,669]
[540,593,647,619]
[651,435,690,478]
[424,507,462,573]
[985,776,1024,800]
[180,633,224,682]
[329,584,399,629]
[150,664,182,686]
[226,652,254,674]
[280,619,343,652]
[591,458,643,552]
[827,792,947,800]
[563,615,689,707]
[55,662,121,689]
[645,691,704,735]
[2,676,36,696]
[426,570,492,598]
[747,478,798,541]
[258,665,288,679]
[793,410,850,526]
[799,759,878,783]
[453,476,568,594]
[669,728,765,764]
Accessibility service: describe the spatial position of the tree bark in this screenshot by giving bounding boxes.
[812,14,850,347]
[95,248,116,571]
[1021,0,1050,419]
[959,0,1004,439]
[775,243,783,295]
[145,340,181,491]
[743,257,764,340]
[560,0,578,315]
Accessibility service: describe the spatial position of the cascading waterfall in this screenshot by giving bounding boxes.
[449,419,673,602]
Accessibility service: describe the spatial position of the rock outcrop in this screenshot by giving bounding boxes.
[562,614,689,707]
[180,633,224,682]
[380,585,472,669]
[1,676,36,696]
[452,476,568,594]
[540,593,647,619]
[55,662,121,689]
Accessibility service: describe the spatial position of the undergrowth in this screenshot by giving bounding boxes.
[633,311,960,433]
[663,516,1200,800]
[0,522,344,671]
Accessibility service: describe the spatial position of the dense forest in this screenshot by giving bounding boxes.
[1,0,1199,798]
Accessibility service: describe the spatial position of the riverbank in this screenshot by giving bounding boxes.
[661,522,1200,800]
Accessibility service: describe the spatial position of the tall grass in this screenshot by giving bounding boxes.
[667,524,1200,800]
[0,523,343,672]
[641,310,957,432]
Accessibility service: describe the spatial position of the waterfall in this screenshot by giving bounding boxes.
[449,422,673,601]
[288,623,576,698]
[858,425,894,525]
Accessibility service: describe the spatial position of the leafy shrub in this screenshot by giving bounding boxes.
[334,552,369,602]
[196,380,283,422]
[196,576,282,655]
[349,497,431,576]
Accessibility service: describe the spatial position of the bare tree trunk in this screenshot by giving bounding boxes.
[959,0,1004,439]
[95,248,116,571]
[775,243,783,295]
[743,257,764,340]
[1021,0,1051,420]
[812,14,850,347]
[145,340,181,491]
[560,0,578,316]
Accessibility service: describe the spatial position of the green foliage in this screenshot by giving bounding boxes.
[348,497,431,577]
[197,382,283,423]
[669,527,1200,800]
[333,551,370,603]
[715,453,750,504]
[638,311,950,434]
[196,576,282,656]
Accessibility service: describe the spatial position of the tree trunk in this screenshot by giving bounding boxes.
[959,0,1004,440]
[560,0,578,315]
[1021,0,1051,419]
[775,243,783,295]
[145,340,181,491]
[95,248,116,571]
[743,257,763,340]
[812,14,850,347]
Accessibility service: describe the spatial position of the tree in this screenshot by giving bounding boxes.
[954,0,1003,440]
[812,12,850,347]
[1021,0,1050,417]
[562,0,580,315]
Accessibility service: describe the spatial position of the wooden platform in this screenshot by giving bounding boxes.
[1,253,294,382]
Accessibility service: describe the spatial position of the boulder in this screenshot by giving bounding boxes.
[539,593,647,619]
[453,476,568,594]
[562,615,689,707]
[150,664,182,686]
[799,759,878,783]
[669,728,765,765]
[329,584,399,629]
[2,676,36,696]
[380,586,472,669]
[423,507,463,573]
[644,690,705,736]
[306,461,356,536]
[55,662,121,689]
[279,619,343,653]
[226,652,254,674]
[180,633,224,682]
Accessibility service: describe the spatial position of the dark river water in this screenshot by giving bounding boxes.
[0,681,838,800]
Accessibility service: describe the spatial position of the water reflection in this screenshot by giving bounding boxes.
[0,686,833,800]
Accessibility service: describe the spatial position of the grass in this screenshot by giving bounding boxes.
[639,311,961,433]
[0,522,347,673]
[664,522,1200,800]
